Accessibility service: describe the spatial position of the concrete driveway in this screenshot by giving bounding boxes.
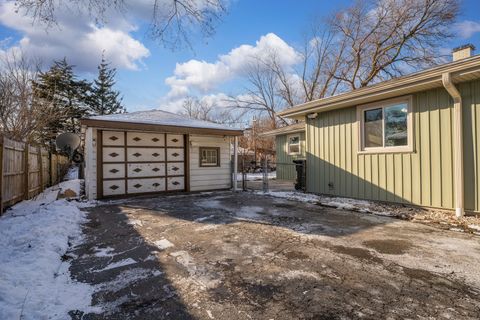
[69,192,480,319]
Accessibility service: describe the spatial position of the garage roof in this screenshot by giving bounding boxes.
[81,110,244,136]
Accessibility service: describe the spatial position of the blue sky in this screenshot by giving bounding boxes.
[1,0,480,113]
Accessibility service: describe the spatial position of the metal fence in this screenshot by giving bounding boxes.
[0,136,70,214]
[238,158,306,192]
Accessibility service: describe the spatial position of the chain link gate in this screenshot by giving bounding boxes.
[238,156,305,192]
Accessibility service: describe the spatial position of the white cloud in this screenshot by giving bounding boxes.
[0,2,150,71]
[454,20,480,39]
[165,33,300,98]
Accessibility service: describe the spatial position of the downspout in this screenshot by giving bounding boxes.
[442,72,464,217]
[233,136,238,192]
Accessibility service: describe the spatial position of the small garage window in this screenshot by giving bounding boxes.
[288,134,301,155]
[200,147,220,167]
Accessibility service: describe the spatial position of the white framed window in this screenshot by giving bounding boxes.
[200,147,220,167]
[288,134,301,155]
[358,96,414,153]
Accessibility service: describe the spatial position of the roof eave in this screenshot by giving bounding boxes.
[260,127,305,137]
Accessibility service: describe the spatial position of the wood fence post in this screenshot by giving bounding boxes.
[49,152,53,186]
[0,136,4,214]
[24,143,29,200]
[38,146,44,192]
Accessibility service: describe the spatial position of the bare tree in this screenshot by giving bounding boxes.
[12,0,227,48]
[235,0,459,125]
[227,59,290,129]
[180,96,213,121]
[238,116,275,162]
[266,30,346,107]
[0,51,60,143]
[179,96,245,126]
[331,0,459,89]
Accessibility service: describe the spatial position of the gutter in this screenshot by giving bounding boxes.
[279,55,480,118]
[442,72,464,217]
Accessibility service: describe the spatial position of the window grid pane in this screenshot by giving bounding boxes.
[364,108,383,148]
[288,135,300,154]
[384,103,408,147]
[201,148,218,166]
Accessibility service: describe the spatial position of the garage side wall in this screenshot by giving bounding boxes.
[84,127,98,200]
[189,135,231,191]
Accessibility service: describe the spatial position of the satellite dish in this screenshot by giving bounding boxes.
[56,133,81,158]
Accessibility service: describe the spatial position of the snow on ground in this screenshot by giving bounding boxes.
[260,191,404,216]
[0,171,99,319]
[260,191,480,235]
[197,197,268,222]
[58,179,82,198]
[64,165,79,180]
[236,171,276,181]
[94,258,138,272]
[154,239,174,250]
[468,224,480,231]
[236,206,264,219]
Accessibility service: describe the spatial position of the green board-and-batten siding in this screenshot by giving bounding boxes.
[305,79,480,212]
[276,132,305,180]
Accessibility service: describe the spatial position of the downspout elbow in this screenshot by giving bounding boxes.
[442,73,461,102]
[442,72,464,217]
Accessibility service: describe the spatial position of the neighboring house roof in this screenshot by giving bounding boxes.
[81,109,244,136]
[280,55,480,119]
[260,122,305,137]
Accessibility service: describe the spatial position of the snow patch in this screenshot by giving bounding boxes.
[197,199,224,209]
[468,224,480,231]
[170,251,221,290]
[237,171,276,181]
[194,215,215,222]
[154,239,174,250]
[195,224,220,232]
[98,268,162,293]
[280,270,321,280]
[89,109,242,132]
[235,206,264,219]
[95,258,137,272]
[58,179,82,198]
[127,219,143,227]
[64,165,79,180]
[260,191,391,216]
[93,246,115,257]
[0,181,98,319]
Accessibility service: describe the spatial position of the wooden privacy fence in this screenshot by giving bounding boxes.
[0,136,70,214]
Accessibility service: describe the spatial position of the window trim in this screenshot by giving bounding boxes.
[199,147,220,167]
[357,96,414,154]
[287,134,301,155]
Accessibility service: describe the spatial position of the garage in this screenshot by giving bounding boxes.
[99,130,186,197]
[81,110,243,199]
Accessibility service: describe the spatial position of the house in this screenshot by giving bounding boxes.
[261,123,306,180]
[81,110,243,200]
[278,45,480,216]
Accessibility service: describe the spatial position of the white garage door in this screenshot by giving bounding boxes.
[100,130,186,197]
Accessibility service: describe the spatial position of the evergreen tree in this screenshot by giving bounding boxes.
[33,58,91,142]
[89,56,125,115]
